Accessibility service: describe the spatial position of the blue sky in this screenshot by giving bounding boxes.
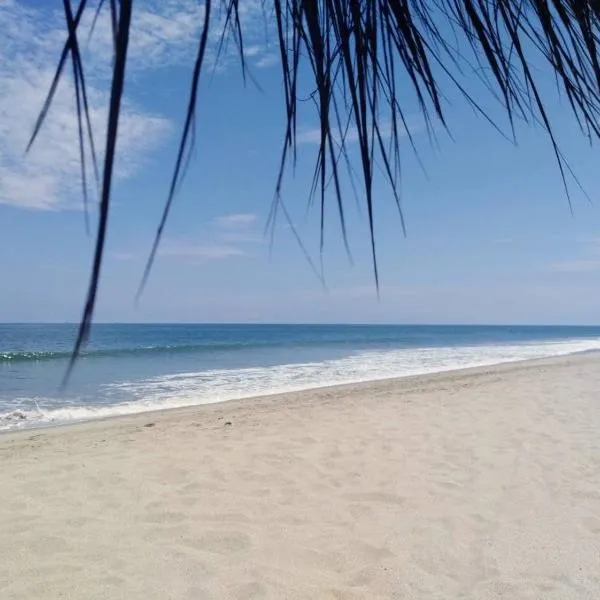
[1,0,600,325]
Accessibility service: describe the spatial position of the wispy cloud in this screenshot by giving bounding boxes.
[546,238,600,273]
[214,213,258,229]
[213,213,264,244]
[85,1,207,72]
[159,212,263,262]
[159,241,247,260]
[0,1,174,210]
[0,1,275,211]
[547,259,600,273]
[81,0,274,72]
[112,212,262,264]
[255,54,279,69]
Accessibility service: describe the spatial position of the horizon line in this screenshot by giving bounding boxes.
[2,321,600,328]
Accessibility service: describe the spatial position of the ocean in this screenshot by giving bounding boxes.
[1,323,600,432]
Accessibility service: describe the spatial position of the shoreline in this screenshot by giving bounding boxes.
[2,350,597,440]
[3,332,600,434]
[2,351,599,599]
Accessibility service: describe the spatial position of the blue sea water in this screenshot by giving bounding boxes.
[1,323,600,431]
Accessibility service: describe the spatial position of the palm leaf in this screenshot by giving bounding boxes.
[29,0,600,376]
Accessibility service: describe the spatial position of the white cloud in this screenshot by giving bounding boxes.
[546,238,600,273]
[0,0,274,211]
[0,66,170,210]
[81,0,207,73]
[112,212,263,264]
[0,1,172,210]
[214,213,258,229]
[547,259,600,273]
[159,241,247,260]
[159,213,263,261]
[78,0,274,74]
[255,54,279,69]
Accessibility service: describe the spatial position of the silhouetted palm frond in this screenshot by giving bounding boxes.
[29,0,600,374]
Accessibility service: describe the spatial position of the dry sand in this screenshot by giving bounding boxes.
[1,354,599,599]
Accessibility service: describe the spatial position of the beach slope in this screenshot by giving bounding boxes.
[1,354,599,599]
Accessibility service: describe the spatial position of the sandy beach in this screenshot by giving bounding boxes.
[1,353,599,599]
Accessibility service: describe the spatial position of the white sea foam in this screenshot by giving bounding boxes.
[2,337,600,431]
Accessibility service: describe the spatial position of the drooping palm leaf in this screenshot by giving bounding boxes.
[28,0,600,375]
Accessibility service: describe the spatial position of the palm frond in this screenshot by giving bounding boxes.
[29,0,600,375]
